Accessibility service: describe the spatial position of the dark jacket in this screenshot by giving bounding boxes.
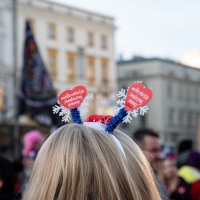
[0,193,21,200]
[168,177,191,200]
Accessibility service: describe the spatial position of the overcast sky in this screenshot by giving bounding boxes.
[50,0,200,61]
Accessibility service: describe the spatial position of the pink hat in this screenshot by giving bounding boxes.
[22,130,44,157]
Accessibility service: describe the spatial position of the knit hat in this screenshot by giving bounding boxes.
[187,150,200,169]
[22,130,44,157]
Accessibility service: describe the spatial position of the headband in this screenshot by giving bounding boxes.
[53,82,153,156]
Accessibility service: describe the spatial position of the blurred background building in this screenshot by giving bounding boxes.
[118,56,200,145]
[18,0,117,117]
[0,0,116,158]
[0,0,117,123]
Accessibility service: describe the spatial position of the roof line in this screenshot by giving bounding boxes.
[46,0,114,20]
[117,57,200,71]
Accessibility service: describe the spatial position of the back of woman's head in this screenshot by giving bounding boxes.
[23,124,161,200]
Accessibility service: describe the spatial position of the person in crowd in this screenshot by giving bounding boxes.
[179,150,200,200]
[177,139,193,169]
[178,150,200,184]
[0,156,21,200]
[160,155,191,200]
[20,130,44,192]
[23,123,162,200]
[12,158,24,194]
[132,128,168,200]
[190,180,200,200]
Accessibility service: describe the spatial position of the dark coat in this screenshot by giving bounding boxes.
[0,193,21,200]
[169,177,191,200]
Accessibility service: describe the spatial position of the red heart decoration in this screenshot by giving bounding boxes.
[58,85,87,109]
[125,82,153,111]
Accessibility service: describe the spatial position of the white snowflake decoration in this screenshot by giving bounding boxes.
[139,106,149,116]
[61,110,71,122]
[52,104,61,114]
[131,109,139,118]
[117,89,126,99]
[123,110,139,123]
[123,113,132,123]
[115,86,150,123]
[52,93,94,122]
[52,104,71,122]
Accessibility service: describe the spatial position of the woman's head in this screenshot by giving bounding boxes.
[161,157,177,180]
[23,124,161,200]
[22,130,44,173]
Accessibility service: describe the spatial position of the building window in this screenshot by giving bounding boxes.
[48,23,56,39]
[195,88,199,102]
[101,58,109,84]
[188,112,192,127]
[0,86,4,110]
[186,86,190,102]
[67,27,74,42]
[168,108,174,125]
[167,83,173,98]
[192,88,195,101]
[67,52,76,81]
[47,49,57,78]
[87,56,95,85]
[178,110,184,125]
[88,32,94,47]
[101,35,107,49]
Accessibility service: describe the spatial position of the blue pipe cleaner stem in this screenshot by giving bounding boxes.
[105,107,127,133]
[70,108,83,124]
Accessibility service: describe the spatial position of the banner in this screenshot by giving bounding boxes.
[19,20,60,127]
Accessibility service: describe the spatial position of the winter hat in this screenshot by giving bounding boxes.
[187,150,200,169]
[22,130,44,157]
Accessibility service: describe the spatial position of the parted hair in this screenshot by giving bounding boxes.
[23,124,161,200]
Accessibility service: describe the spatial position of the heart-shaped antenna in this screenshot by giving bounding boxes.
[125,82,153,111]
[58,85,87,109]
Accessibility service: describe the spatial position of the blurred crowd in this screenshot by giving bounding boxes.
[132,129,200,200]
[0,128,200,200]
[0,130,44,199]
[160,142,200,200]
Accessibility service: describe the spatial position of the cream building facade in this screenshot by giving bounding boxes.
[18,0,117,117]
[118,57,200,144]
[0,0,117,123]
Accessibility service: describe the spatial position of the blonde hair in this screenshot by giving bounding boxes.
[23,124,161,200]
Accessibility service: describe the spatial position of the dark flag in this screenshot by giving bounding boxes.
[18,20,60,127]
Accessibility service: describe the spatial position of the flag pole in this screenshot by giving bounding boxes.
[13,0,20,159]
